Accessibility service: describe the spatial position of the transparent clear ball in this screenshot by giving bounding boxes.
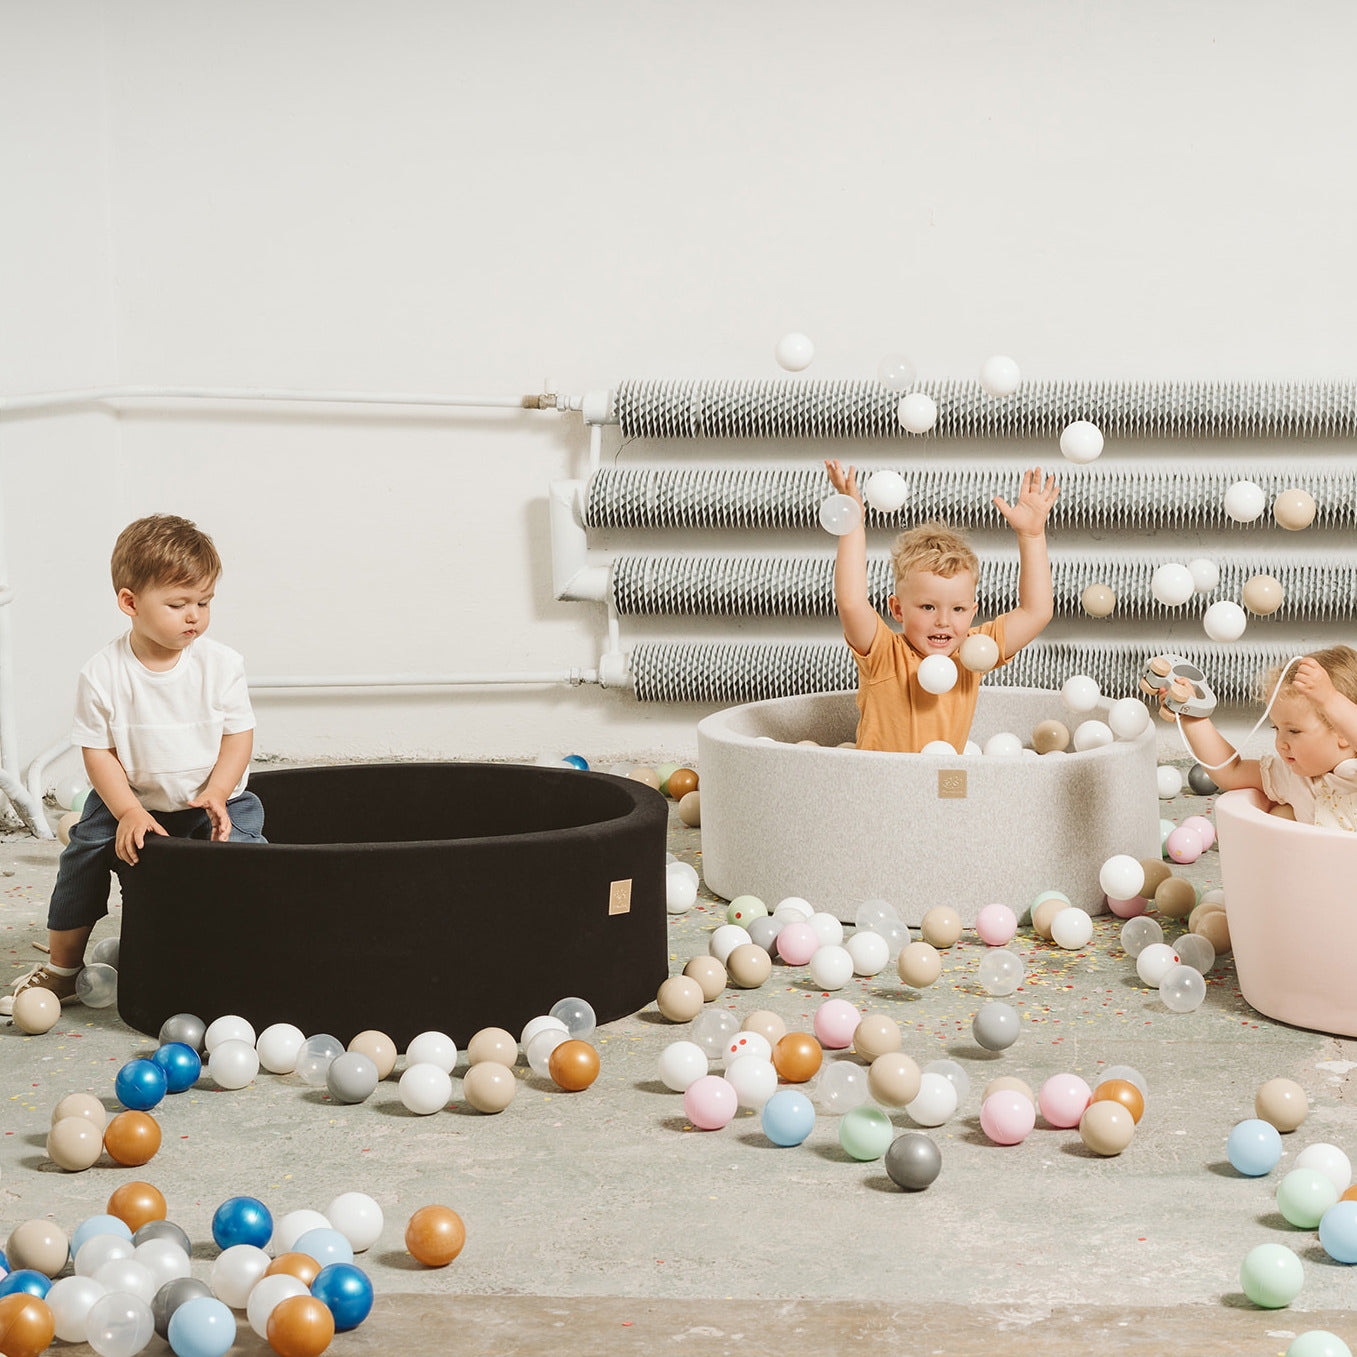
[1120,917,1164,958]
[689,1008,740,1059]
[295,1033,344,1086]
[1158,963,1206,1013]
[76,963,118,1008]
[813,1060,870,1115]
[550,996,597,1040]
[977,948,1025,995]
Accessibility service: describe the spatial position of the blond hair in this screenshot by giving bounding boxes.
[111,515,222,595]
[890,521,979,592]
[1260,645,1357,723]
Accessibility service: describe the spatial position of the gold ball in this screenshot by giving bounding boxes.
[1273,488,1317,531]
[1242,573,1284,616]
[919,905,962,948]
[1080,583,1116,617]
[1031,719,1071,754]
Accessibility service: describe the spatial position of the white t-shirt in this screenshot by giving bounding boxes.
[1260,752,1357,832]
[70,633,255,812]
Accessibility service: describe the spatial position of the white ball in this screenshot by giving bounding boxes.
[526,1027,568,1078]
[520,1014,567,1050]
[979,355,1021,397]
[1151,563,1196,606]
[807,944,855,990]
[255,1023,306,1074]
[131,1238,190,1290]
[1203,599,1247,642]
[818,494,863,536]
[657,1040,708,1092]
[46,1274,107,1343]
[1099,854,1146,899]
[1072,719,1114,751]
[808,912,845,947]
[863,470,909,513]
[963,741,982,755]
[1224,479,1266,523]
[723,1031,773,1066]
[983,732,1024,757]
[667,859,699,888]
[1157,765,1184,798]
[210,1243,270,1309]
[898,391,938,434]
[1136,941,1180,986]
[247,1273,309,1341]
[709,923,752,964]
[1107,697,1151,740]
[917,654,957,694]
[775,331,814,371]
[1050,907,1093,950]
[270,1209,331,1255]
[666,870,698,914]
[921,740,959,755]
[1188,557,1220,592]
[93,1258,156,1305]
[405,1031,458,1074]
[1059,419,1103,463]
[326,1191,384,1252]
[398,1062,452,1115]
[208,1038,259,1090]
[1296,1143,1353,1195]
[773,896,814,922]
[204,1014,255,1053]
[845,930,891,976]
[724,1055,778,1109]
[1061,674,1101,712]
[906,1071,958,1126]
[876,353,916,392]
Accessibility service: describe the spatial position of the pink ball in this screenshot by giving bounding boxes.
[980,1090,1037,1145]
[1165,825,1204,865]
[1106,894,1148,919]
[1179,813,1215,850]
[775,920,820,966]
[1038,1073,1092,1129]
[813,998,862,1050]
[682,1074,738,1130]
[975,903,1018,947]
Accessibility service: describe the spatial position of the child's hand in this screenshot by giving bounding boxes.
[993,467,1060,537]
[188,791,234,842]
[1291,656,1336,706]
[115,806,167,865]
[824,459,864,507]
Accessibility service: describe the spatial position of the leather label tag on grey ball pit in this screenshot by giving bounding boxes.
[609,879,633,915]
[938,770,967,799]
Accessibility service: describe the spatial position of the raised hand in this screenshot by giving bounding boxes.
[824,458,863,507]
[993,467,1060,537]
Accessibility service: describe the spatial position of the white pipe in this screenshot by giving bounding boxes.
[0,385,574,414]
[250,670,599,689]
[549,480,610,603]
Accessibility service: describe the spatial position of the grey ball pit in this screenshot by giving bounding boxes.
[696,687,1159,925]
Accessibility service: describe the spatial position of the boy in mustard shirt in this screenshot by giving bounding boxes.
[824,460,1059,752]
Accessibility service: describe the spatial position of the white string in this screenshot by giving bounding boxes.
[1177,655,1304,771]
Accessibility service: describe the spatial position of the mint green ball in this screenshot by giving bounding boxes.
[1288,1332,1352,1357]
[1278,1167,1340,1229]
[1240,1242,1304,1308]
[654,763,680,795]
[726,895,767,927]
[838,1105,893,1162]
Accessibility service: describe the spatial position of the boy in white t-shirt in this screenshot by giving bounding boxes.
[2,514,264,1014]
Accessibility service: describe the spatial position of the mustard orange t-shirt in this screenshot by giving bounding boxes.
[851,614,1009,753]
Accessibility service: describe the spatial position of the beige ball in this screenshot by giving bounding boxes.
[46,1115,104,1171]
[1187,900,1226,933]
[958,632,1000,674]
[682,955,727,1002]
[725,942,772,989]
[1154,876,1197,920]
[1079,1100,1136,1156]
[13,987,61,1035]
[1256,1077,1308,1132]
[58,810,81,845]
[464,1026,518,1069]
[1193,909,1231,955]
[1274,488,1317,531]
[6,1218,71,1277]
[51,1091,107,1130]
[1270,802,1297,821]
[1139,858,1172,898]
[1031,896,1069,940]
[742,1009,786,1046]
[983,1075,1034,1105]
[1080,583,1116,618]
[347,1030,398,1079]
[461,1061,517,1113]
[867,1052,921,1107]
[1031,720,1071,754]
[852,1014,902,1061]
[919,906,962,948]
[628,766,661,790]
[897,941,942,988]
[1242,573,1284,616]
[656,975,705,1023]
[677,791,701,826]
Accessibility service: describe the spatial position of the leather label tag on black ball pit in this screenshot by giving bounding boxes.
[609,879,633,915]
[938,770,967,799]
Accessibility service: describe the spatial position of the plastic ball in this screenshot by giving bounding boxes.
[75,963,118,1008]
[1278,1168,1339,1228]
[980,1090,1036,1145]
[1079,1100,1136,1156]
[107,1181,166,1234]
[838,1104,893,1161]
[818,494,862,536]
[723,1031,772,1066]
[1060,674,1100,712]
[665,767,698,800]
[1031,719,1070,753]
[103,1111,161,1167]
[919,905,962,948]
[1050,907,1093,950]
[1203,599,1247,642]
[808,944,854,990]
[958,632,1000,674]
[6,1220,69,1278]
[115,1058,168,1112]
[1188,557,1220,592]
[207,1039,259,1091]
[1286,1334,1353,1357]
[1107,697,1151,740]
[55,776,92,811]
[265,1253,323,1288]
[774,895,814,922]
[774,331,814,371]
[398,1062,452,1115]
[244,1274,307,1341]
[46,1274,106,1343]
[906,1071,958,1127]
[256,1023,306,1074]
[683,1074,737,1130]
[51,1091,107,1129]
[925,1059,970,1105]
[1173,933,1216,973]
[461,1061,516,1113]
[677,790,701,825]
[1257,1077,1308,1133]
[1135,941,1180,986]
[1243,573,1284,615]
[852,1014,901,1061]
[158,1013,206,1051]
[70,1215,132,1259]
[150,1042,201,1093]
[897,391,938,434]
[1106,893,1147,920]
[12,986,62,1033]
[0,1270,52,1300]
[979,354,1021,396]
[897,940,942,988]
[1091,1078,1145,1124]
[1080,583,1116,617]
[326,1051,379,1104]
[657,1041,708,1092]
[845,930,891,976]
[0,1293,57,1357]
[760,1089,816,1146]
[397,1206,465,1265]
[774,920,819,966]
[975,902,1017,946]
[47,1116,103,1172]
[772,1032,823,1083]
[269,1213,330,1258]
[130,1237,189,1293]
[977,948,1025,996]
[290,1228,352,1272]
[266,1294,335,1357]
[883,1131,940,1191]
[665,869,698,914]
[548,1039,600,1091]
[1072,719,1114,752]
[725,895,766,928]
[203,1014,254,1053]
[133,1219,191,1258]
[525,1027,568,1078]
[655,976,704,1022]
[1157,765,1184,798]
[724,1055,778,1110]
[1240,1241,1304,1308]
[709,923,752,965]
[1150,562,1195,606]
[877,352,916,392]
[1165,825,1205,864]
[726,942,772,989]
[687,1009,737,1062]
[1318,1201,1357,1265]
[863,470,909,513]
[811,999,861,1050]
[1038,1073,1092,1129]
[1275,487,1317,530]
[972,1001,1020,1051]
[211,1196,272,1252]
[1224,479,1267,523]
[294,1033,343,1086]
[922,739,959,755]
[917,654,957,695]
[867,1052,921,1108]
[983,732,1023,757]
[1158,963,1207,1012]
[464,1027,516,1069]
[1059,419,1103,463]
[1297,1143,1353,1195]
[405,1030,458,1073]
[166,1294,235,1357]
[308,1262,373,1332]
[1179,812,1216,848]
[814,1060,870,1115]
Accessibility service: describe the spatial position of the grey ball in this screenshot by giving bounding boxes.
[884,1131,942,1191]
[326,1050,380,1104]
[158,1012,206,1052]
[134,1218,193,1258]
[1188,762,1219,795]
[152,1276,212,1340]
[972,1001,1021,1052]
[747,915,782,956]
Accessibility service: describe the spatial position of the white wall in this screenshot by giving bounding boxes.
[4,0,1357,782]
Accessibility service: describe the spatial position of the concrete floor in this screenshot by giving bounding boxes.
[1,760,1354,1357]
